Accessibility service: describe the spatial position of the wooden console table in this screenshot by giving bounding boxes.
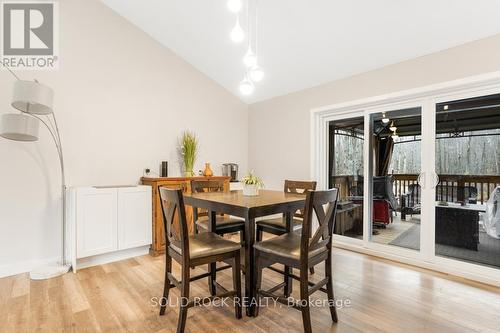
[141,176,230,256]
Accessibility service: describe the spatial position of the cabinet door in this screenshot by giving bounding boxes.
[76,188,118,258]
[117,186,152,250]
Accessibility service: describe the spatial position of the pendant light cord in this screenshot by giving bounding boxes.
[254,0,258,56]
[247,0,251,51]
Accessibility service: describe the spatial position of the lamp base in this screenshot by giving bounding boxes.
[29,262,71,280]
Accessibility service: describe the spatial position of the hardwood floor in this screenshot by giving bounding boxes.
[1,248,500,333]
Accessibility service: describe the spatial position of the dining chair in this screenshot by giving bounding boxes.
[254,188,339,333]
[191,180,245,244]
[159,187,242,333]
[256,179,317,274]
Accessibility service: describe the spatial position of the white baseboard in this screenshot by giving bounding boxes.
[73,245,150,272]
[0,256,59,279]
[0,246,150,278]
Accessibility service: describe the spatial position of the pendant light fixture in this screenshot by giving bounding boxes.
[228,0,264,95]
[382,112,390,124]
[227,0,243,13]
[249,65,264,82]
[242,0,256,67]
[389,121,397,132]
[243,47,257,67]
[248,0,264,82]
[239,73,255,95]
[230,15,245,43]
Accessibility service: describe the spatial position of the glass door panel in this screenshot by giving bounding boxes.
[329,117,364,240]
[369,107,422,251]
[435,94,500,269]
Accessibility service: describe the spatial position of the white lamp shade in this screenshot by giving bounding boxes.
[12,80,54,115]
[0,113,40,141]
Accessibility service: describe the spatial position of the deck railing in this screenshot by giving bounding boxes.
[332,174,500,205]
[393,174,500,204]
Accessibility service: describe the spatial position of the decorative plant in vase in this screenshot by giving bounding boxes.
[178,131,198,177]
[241,170,264,196]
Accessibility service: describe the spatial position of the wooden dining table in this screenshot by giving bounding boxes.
[183,189,306,316]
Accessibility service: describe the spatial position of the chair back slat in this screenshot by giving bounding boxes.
[191,180,225,219]
[191,180,225,193]
[300,189,339,260]
[159,187,189,256]
[284,180,317,218]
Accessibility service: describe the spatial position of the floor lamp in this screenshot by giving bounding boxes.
[0,68,70,280]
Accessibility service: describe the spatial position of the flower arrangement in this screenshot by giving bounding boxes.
[241,170,264,196]
[178,131,198,177]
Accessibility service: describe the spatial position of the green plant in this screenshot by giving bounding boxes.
[178,131,198,176]
[241,170,264,188]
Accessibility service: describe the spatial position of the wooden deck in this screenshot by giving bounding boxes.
[1,248,500,333]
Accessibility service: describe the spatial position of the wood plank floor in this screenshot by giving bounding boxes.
[1,248,500,333]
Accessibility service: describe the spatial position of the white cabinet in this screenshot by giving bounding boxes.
[76,187,118,258]
[68,185,152,270]
[117,186,152,250]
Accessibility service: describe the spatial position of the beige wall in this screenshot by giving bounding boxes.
[0,0,248,276]
[248,34,500,190]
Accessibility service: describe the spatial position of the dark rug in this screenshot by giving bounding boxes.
[389,225,500,268]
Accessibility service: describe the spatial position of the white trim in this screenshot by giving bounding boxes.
[73,245,149,272]
[311,70,500,287]
[310,70,500,116]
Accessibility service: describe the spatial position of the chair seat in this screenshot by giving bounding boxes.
[253,232,325,260]
[256,217,303,231]
[196,215,245,230]
[171,232,241,259]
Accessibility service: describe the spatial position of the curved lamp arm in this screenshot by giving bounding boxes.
[30,112,67,266]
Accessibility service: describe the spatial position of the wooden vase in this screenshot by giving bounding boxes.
[203,163,213,177]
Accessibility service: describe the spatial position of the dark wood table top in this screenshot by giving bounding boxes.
[184,189,306,217]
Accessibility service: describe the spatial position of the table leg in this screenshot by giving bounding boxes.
[208,210,217,296]
[284,211,293,297]
[244,214,256,316]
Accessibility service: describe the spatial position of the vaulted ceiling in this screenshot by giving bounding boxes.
[102,0,500,103]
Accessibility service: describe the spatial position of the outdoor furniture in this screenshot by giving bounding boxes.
[191,180,245,244]
[256,180,317,274]
[253,189,339,333]
[334,201,362,235]
[348,175,397,225]
[435,203,485,251]
[158,187,242,333]
[401,184,478,219]
[183,189,307,317]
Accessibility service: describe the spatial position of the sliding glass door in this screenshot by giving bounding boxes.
[433,93,500,269]
[316,76,500,284]
[328,115,365,241]
[367,107,423,252]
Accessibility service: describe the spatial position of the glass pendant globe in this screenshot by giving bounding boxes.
[230,19,245,43]
[227,0,243,13]
[389,121,397,132]
[249,65,264,82]
[239,77,255,96]
[243,48,257,67]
